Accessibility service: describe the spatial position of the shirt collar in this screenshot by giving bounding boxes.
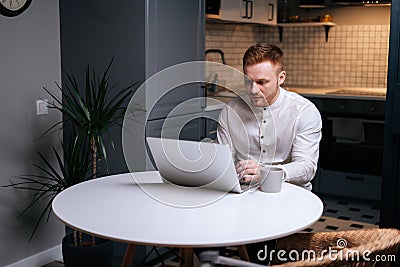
[251,86,284,115]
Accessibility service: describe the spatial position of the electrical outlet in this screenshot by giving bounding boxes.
[36,99,48,116]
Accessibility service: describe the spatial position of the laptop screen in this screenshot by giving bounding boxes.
[146,137,243,192]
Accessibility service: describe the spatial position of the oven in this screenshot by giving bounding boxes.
[307,96,386,201]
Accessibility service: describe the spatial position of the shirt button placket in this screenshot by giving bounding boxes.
[261,131,266,160]
[261,108,268,160]
[262,107,275,160]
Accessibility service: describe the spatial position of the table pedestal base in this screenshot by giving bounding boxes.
[237,245,249,262]
[180,248,194,267]
[122,245,193,267]
[122,245,248,267]
[122,244,136,267]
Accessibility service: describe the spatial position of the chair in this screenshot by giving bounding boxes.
[199,228,400,267]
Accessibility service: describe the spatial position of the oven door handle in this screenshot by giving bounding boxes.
[327,117,385,124]
[345,175,365,181]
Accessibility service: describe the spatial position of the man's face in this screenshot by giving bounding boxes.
[244,61,286,107]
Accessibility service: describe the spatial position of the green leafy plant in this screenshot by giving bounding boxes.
[3,59,137,240]
[44,58,136,177]
[3,134,92,240]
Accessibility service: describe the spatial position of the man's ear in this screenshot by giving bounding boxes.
[278,71,286,86]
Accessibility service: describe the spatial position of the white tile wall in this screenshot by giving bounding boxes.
[205,22,390,89]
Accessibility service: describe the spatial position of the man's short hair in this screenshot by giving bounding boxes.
[243,43,284,72]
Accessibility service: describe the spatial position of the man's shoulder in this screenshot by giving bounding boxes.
[282,88,310,103]
[282,88,317,111]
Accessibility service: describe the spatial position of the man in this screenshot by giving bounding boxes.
[216,43,322,264]
[217,43,322,191]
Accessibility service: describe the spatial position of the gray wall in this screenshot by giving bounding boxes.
[0,0,64,266]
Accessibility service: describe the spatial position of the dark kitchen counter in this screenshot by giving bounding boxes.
[284,86,386,101]
[285,86,386,117]
[205,86,387,116]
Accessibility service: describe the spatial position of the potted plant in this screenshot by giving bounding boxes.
[3,131,92,240]
[3,59,137,267]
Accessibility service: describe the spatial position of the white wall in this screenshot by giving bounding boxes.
[0,0,64,266]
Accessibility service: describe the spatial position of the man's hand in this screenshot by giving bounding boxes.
[236,159,261,183]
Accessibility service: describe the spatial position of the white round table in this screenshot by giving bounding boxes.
[52,171,323,266]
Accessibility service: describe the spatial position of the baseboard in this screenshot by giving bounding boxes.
[5,244,62,267]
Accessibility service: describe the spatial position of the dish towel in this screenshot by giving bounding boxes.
[331,118,365,143]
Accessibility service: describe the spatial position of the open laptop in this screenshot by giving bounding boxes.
[146,137,259,193]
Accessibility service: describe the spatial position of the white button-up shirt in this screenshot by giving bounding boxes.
[217,87,322,190]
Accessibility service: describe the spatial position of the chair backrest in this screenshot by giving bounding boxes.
[272,228,400,267]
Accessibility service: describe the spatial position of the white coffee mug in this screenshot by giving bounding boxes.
[260,166,284,193]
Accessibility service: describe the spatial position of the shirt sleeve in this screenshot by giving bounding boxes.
[216,105,236,159]
[280,104,322,186]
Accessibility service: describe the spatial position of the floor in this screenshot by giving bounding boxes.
[42,262,63,267]
[301,194,380,233]
[42,194,380,267]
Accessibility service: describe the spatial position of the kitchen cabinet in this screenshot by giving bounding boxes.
[146,115,205,169]
[210,0,277,25]
[317,170,381,202]
[146,115,204,142]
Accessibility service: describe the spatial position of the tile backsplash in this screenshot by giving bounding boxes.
[205,22,390,89]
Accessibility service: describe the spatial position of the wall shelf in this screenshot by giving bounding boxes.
[277,22,336,42]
